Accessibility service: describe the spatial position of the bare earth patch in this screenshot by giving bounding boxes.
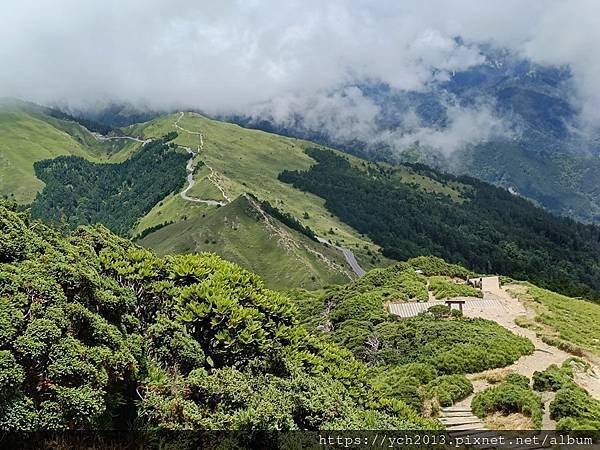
[484,412,535,430]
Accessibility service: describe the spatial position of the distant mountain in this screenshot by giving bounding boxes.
[227,46,600,224]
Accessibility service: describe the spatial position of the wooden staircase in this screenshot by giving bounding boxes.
[440,406,550,449]
[440,405,486,431]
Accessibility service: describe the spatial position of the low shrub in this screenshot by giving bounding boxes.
[532,364,573,392]
[407,256,473,278]
[423,304,451,319]
[373,317,534,374]
[425,375,473,407]
[504,373,530,389]
[428,276,482,300]
[372,376,425,412]
[329,293,387,325]
[550,385,600,426]
[472,377,543,429]
[371,364,439,412]
[376,363,439,385]
[540,335,586,357]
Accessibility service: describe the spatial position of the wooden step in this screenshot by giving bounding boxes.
[445,423,488,431]
[442,411,479,417]
[442,406,473,412]
[441,417,485,426]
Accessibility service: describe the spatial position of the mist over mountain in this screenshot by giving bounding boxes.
[225,46,600,223]
[2,0,600,223]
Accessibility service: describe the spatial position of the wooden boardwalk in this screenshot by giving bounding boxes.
[388,298,505,318]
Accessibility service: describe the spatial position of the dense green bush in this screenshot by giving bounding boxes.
[407,256,473,279]
[472,376,543,428]
[372,375,425,412]
[348,262,429,302]
[428,276,482,299]
[329,292,387,325]
[372,317,534,373]
[550,385,600,430]
[424,304,450,318]
[504,373,531,389]
[425,375,473,407]
[532,364,574,392]
[0,201,440,431]
[371,363,439,412]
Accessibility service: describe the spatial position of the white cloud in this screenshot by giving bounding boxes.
[1,0,599,140]
[384,102,520,155]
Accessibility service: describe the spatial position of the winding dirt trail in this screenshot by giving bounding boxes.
[94,134,150,144]
[174,112,229,206]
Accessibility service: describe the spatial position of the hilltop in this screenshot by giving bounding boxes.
[0,99,142,203]
[139,194,353,290]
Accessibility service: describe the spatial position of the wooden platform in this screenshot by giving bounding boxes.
[388,298,505,318]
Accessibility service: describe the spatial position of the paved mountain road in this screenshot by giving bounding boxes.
[316,237,366,277]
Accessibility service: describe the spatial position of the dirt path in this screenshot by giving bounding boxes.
[94,134,149,144]
[174,112,229,205]
[450,284,600,430]
[466,285,600,394]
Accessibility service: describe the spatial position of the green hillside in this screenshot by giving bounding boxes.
[128,112,383,263]
[12,107,600,297]
[139,194,353,289]
[280,148,600,299]
[0,100,141,203]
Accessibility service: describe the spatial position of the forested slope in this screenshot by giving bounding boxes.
[30,134,187,235]
[280,148,600,299]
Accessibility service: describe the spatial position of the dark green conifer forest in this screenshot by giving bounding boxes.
[280,149,600,300]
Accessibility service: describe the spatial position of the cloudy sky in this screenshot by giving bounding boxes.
[1,0,599,149]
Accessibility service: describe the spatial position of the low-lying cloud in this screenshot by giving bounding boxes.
[1,0,599,151]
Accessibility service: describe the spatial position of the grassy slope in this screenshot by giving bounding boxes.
[508,283,600,357]
[139,194,352,290]
[129,112,388,270]
[0,102,141,203]
[130,113,470,269]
